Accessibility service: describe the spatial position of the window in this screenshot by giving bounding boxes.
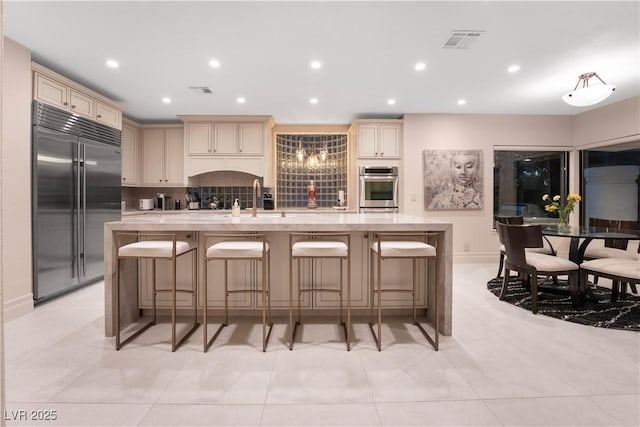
[580,141,640,224]
[494,150,569,223]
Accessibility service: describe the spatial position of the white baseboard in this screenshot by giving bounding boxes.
[4,293,34,322]
[453,252,496,263]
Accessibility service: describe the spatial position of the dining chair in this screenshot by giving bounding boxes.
[496,223,580,313]
[494,215,556,279]
[580,258,640,302]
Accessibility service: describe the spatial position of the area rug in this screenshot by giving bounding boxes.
[487,277,640,331]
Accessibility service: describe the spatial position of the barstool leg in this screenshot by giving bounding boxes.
[224,260,229,326]
[152,259,157,325]
[171,257,177,352]
[377,252,382,352]
[116,257,121,350]
[369,248,374,324]
[339,260,344,325]
[289,246,294,350]
[347,250,351,351]
[262,257,267,352]
[297,259,302,325]
[412,259,417,323]
[203,258,208,353]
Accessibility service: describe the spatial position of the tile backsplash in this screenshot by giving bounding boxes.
[121,171,269,210]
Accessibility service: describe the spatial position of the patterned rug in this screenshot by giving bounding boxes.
[487,277,640,331]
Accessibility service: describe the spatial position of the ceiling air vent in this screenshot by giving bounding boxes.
[188,86,213,95]
[443,30,485,49]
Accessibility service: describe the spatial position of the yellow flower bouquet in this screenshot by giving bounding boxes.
[542,193,581,226]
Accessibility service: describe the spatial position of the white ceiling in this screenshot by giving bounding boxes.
[4,1,639,124]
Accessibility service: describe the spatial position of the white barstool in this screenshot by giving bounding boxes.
[203,234,272,352]
[115,232,198,351]
[369,232,440,351]
[289,232,351,350]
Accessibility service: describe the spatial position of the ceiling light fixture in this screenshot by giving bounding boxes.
[507,64,520,73]
[562,72,616,107]
[310,60,322,69]
[209,59,221,68]
[309,98,319,104]
[414,62,427,71]
[387,99,396,105]
[162,97,171,104]
[236,97,246,104]
[457,99,467,106]
[106,59,119,68]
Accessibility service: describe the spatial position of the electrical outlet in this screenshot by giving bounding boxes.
[463,241,470,252]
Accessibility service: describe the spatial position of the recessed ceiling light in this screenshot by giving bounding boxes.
[209,59,221,68]
[106,59,119,68]
[457,99,467,106]
[387,99,396,105]
[414,62,427,71]
[310,60,322,69]
[236,97,246,104]
[162,97,171,104]
[508,64,521,73]
[309,98,319,104]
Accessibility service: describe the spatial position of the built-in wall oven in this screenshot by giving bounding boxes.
[359,166,399,212]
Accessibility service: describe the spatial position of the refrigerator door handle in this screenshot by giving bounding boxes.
[81,144,87,277]
[72,149,79,280]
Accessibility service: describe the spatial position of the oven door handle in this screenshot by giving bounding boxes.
[360,175,398,181]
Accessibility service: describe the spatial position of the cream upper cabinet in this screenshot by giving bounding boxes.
[185,121,264,156]
[214,123,238,154]
[35,73,68,109]
[239,123,263,154]
[121,124,138,186]
[32,64,123,130]
[142,127,184,186]
[188,123,213,154]
[95,101,121,129]
[352,120,402,159]
[69,89,93,118]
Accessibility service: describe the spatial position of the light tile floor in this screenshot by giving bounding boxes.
[4,263,639,426]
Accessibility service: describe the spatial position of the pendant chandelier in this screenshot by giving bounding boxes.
[562,72,616,107]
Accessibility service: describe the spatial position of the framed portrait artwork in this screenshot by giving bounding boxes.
[423,149,483,210]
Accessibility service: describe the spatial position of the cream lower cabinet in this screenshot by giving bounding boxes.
[138,232,197,308]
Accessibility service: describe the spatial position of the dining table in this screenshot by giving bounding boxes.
[540,224,640,264]
[540,224,640,304]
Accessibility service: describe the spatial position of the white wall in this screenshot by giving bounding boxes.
[1,37,32,319]
[572,96,640,148]
[402,113,573,259]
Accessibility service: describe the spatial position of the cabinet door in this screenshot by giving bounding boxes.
[238,123,263,154]
[95,101,121,129]
[142,129,165,185]
[379,125,400,158]
[35,74,68,110]
[121,125,137,185]
[357,124,379,158]
[187,123,212,155]
[69,89,94,118]
[214,123,238,154]
[164,129,184,185]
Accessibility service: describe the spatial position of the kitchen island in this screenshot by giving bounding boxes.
[104,212,453,337]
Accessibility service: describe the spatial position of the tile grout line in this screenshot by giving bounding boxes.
[257,339,281,426]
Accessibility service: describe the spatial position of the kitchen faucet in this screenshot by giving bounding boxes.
[252,179,261,217]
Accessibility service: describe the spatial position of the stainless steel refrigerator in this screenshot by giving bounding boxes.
[32,101,121,303]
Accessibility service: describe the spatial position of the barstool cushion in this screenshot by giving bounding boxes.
[207,241,269,259]
[580,258,640,280]
[292,240,348,257]
[118,240,197,258]
[371,241,436,257]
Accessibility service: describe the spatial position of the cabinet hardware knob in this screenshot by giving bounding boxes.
[122,177,126,181]
[63,102,68,106]
[71,105,76,109]
[97,114,102,118]
[159,179,162,182]
[381,152,384,156]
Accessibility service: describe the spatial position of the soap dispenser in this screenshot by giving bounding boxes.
[232,198,240,217]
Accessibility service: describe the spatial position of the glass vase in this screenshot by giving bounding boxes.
[557,211,571,232]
